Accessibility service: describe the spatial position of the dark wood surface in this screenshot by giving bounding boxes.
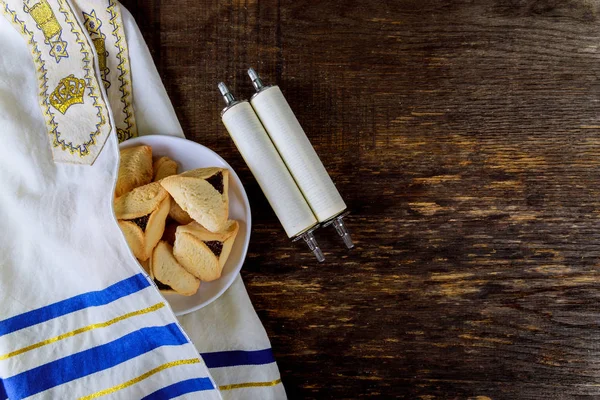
[121,0,600,398]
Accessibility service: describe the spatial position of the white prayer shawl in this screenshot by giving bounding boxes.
[0,0,286,398]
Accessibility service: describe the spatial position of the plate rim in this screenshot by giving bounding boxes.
[119,134,251,315]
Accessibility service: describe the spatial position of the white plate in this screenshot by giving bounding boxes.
[120,135,251,316]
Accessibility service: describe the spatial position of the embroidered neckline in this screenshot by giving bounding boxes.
[107,0,136,142]
[0,0,112,164]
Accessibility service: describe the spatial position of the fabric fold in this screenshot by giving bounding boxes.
[0,0,286,398]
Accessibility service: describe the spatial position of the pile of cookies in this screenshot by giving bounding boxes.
[115,145,239,296]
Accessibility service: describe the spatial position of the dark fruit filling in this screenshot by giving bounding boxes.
[162,221,178,246]
[154,279,173,291]
[205,240,223,257]
[206,172,224,194]
[130,214,150,231]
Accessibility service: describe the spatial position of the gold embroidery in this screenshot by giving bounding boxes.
[0,1,60,151]
[219,378,283,391]
[82,9,109,88]
[2,0,112,163]
[57,0,109,157]
[49,74,85,114]
[25,0,59,37]
[79,358,202,399]
[0,303,165,361]
[92,37,107,70]
[81,8,100,34]
[23,0,68,62]
[107,0,136,142]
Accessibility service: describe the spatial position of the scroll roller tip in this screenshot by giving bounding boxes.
[218,82,236,106]
[247,67,265,91]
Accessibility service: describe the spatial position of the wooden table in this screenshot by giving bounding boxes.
[122,0,600,398]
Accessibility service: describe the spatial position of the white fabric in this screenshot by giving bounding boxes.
[0,1,221,398]
[122,9,183,138]
[0,0,285,399]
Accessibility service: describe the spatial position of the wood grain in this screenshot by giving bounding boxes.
[121,0,600,398]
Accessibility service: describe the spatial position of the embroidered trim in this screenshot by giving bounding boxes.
[23,0,68,62]
[1,0,111,162]
[57,0,106,156]
[49,73,85,114]
[82,9,109,88]
[107,0,136,142]
[0,2,59,149]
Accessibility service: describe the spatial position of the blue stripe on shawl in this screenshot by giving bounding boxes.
[0,273,150,337]
[141,378,215,399]
[201,348,276,368]
[2,323,187,398]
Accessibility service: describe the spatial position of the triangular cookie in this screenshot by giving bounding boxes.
[116,183,171,261]
[160,168,229,232]
[173,220,239,282]
[116,145,153,197]
[150,241,200,296]
[153,156,178,182]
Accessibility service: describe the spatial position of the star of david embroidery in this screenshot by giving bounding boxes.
[49,39,68,63]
